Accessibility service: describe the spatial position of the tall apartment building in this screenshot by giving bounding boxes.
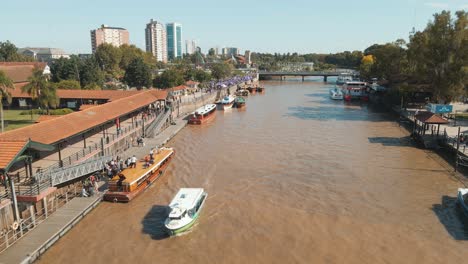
[145,19,167,63]
[222,47,239,57]
[90,25,129,53]
[185,39,197,55]
[166,23,182,60]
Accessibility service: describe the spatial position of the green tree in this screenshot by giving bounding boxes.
[79,56,104,87]
[83,83,101,90]
[407,10,468,102]
[153,69,184,88]
[57,79,81,89]
[208,48,216,56]
[119,44,145,70]
[211,63,233,80]
[95,43,122,78]
[50,55,81,82]
[0,41,34,62]
[0,70,14,132]
[194,69,211,83]
[22,67,58,113]
[22,67,47,100]
[123,57,152,89]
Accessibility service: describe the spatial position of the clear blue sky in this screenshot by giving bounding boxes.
[1,0,466,54]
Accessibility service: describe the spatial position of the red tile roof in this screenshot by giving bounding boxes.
[415,111,449,124]
[0,89,168,145]
[0,140,28,170]
[172,85,187,91]
[185,80,199,86]
[35,115,60,123]
[0,62,47,83]
[10,84,142,101]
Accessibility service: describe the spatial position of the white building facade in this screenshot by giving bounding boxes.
[145,19,168,63]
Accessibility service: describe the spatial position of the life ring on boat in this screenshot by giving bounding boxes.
[113,198,118,203]
[11,221,19,230]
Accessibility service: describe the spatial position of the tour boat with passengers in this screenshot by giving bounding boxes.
[329,87,343,100]
[457,188,468,218]
[164,188,208,235]
[217,95,236,110]
[341,81,369,102]
[104,147,175,202]
[188,104,217,125]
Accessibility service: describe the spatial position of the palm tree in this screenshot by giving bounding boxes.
[0,70,14,132]
[21,66,47,101]
[21,66,57,114]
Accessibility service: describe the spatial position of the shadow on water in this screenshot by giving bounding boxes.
[432,195,468,240]
[286,105,388,122]
[368,136,414,147]
[141,205,171,240]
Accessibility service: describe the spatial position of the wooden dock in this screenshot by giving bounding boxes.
[0,195,102,264]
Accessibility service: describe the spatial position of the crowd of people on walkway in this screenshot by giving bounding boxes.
[81,174,99,197]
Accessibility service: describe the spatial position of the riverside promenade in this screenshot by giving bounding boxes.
[0,114,189,264]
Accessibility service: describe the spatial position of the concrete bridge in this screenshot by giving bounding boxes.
[258,71,341,82]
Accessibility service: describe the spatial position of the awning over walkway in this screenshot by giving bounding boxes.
[0,89,168,145]
[0,139,54,172]
[415,111,449,124]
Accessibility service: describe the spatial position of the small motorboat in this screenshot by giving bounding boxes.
[329,88,343,100]
[235,89,249,96]
[457,188,468,217]
[165,188,208,235]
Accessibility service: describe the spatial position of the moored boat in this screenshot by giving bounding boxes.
[235,89,249,96]
[164,188,208,235]
[457,188,468,218]
[342,81,369,102]
[104,147,175,202]
[329,87,343,100]
[234,96,246,108]
[246,86,257,94]
[217,95,236,110]
[188,104,216,125]
[256,87,265,93]
[336,73,353,85]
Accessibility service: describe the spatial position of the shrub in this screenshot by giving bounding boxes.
[20,108,74,115]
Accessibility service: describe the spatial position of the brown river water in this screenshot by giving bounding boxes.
[38,80,468,264]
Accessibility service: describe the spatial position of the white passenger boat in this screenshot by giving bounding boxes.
[218,95,236,110]
[336,73,353,85]
[329,87,343,100]
[164,188,208,235]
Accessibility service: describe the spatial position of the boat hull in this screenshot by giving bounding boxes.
[167,214,200,235]
[457,189,468,218]
[188,111,216,125]
[103,151,174,202]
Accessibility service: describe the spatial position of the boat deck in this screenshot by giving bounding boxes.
[110,148,173,184]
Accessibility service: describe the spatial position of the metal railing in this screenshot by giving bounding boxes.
[145,109,172,138]
[0,187,95,253]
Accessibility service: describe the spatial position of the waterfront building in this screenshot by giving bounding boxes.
[185,39,197,55]
[145,19,168,63]
[18,48,69,62]
[166,22,182,60]
[222,47,239,57]
[90,25,129,53]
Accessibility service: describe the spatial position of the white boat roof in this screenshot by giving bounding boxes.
[194,104,216,115]
[344,81,366,85]
[221,95,235,103]
[169,188,205,212]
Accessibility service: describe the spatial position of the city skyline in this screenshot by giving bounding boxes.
[0,0,467,54]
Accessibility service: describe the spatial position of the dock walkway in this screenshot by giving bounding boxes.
[0,195,102,264]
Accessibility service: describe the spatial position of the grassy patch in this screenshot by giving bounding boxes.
[455,113,468,120]
[1,110,40,131]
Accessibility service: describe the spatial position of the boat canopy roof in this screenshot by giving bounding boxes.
[194,104,216,115]
[169,188,205,212]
